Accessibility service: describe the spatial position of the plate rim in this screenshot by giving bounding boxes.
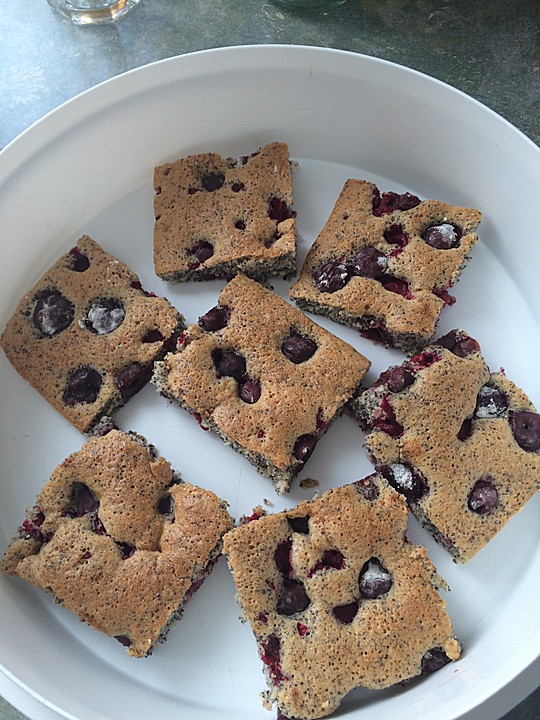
[1,43,539,720]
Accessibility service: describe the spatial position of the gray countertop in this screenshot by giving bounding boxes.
[0,0,539,719]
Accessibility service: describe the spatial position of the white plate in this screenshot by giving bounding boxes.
[0,45,539,720]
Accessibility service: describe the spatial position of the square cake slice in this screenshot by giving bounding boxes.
[289,179,481,354]
[1,427,234,657]
[0,235,183,432]
[350,329,540,562]
[223,477,461,720]
[153,142,297,282]
[152,274,370,493]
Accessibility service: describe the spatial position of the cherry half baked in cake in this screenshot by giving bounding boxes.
[289,180,482,354]
[350,329,540,562]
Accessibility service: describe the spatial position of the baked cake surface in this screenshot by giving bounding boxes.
[289,179,481,354]
[1,428,234,657]
[152,273,370,493]
[0,235,183,432]
[223,477,461,720]
[350,329,540,562]
[153,142,297,282]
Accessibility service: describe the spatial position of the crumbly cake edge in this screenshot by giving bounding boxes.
[153,361,365,494]
[156,252,297,284]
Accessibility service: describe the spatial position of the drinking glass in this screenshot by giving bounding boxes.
[47,0,143,25]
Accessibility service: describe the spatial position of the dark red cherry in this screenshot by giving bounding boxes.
[68,247,90,271]
[287,515,310,534]
[354,475,380,501]
[212,349,246,381]
[18,507,52,545]
[85,298,125,335]
[115,635,132,647]
[421,647,452,675]
[379,463,429,503]
[372,188,421,216]
[377,365,415,393]
[201,173,225,191]
[359,557,393,599]
[383,223,409,248]
[274,539,293,576]
[238,379,261,404]
[260,635,287,685]
[370,396,404,437]
[380,274,411,298]
[509,411,540,452]
[116,362,152,400]
[293,434,317,463]
[157,493,173,516]
[468,477,499,515]
[422,222,462,250]
[277,579,310,616]
[457,417,474,441]
[33,290,74,336]
[333,601,359,624]
[268,197,296,222]
[117,542,136,559]
[353,247,388,279]
[475,385,509,418]
[281,333,318,364]
[312,261,351,293]
[63,366,102,405]
[68,483,99,516]
[435,330,480,358]
[198,305,230,331]
[190,240,214,263]
[309,549,345,575]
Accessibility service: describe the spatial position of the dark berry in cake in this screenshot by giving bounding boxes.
[201,173,225,191]
[116,362,152,401]
[213,349,246,381]
[199,306,230,331]
[435,330,480,358]
[64,366,103,405]
[293,434,318,463]
[85,298,125,335]
[353,247,388,279]
[468,478,499,515]
[312,261,351,293]
[277,579,311,616]
[281,333,318,364]
[421,647,452,675]
[359,557,393,599]
[33,290,74,337]
[475,385,509,418]
[509,411,540,452]
[379,463,429,504]
[421,223,461,249]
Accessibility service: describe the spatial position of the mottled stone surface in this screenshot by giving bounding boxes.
[0,0,538,717]
[0,0,539,149]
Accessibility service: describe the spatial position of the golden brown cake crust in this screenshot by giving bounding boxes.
[223,478,460,720]
[289,179,481,354]
[152,274,370,493]
[153,142,297,281]
[350,330,540,562]
[0,236,183,432]
[1,430,234,657]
